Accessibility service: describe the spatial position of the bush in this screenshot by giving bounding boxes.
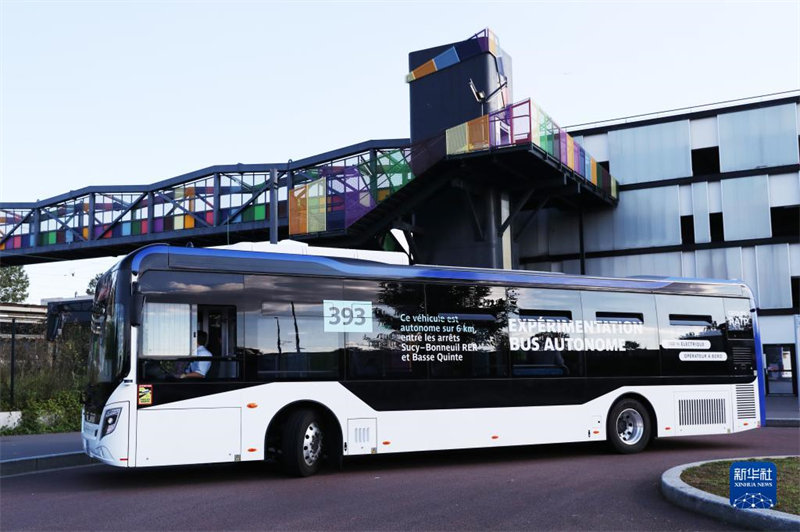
[2,389,83,435]
[0,322,89,435]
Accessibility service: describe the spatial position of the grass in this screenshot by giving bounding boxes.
[681,457,800,515]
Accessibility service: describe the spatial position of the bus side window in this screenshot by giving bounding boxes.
[242,275,343,381]
[655,294,728,377]
[581,291,659,378]
[343,280,427,380]
[138,302,192,380]
[424,284,508,379]
[507,288,584,378]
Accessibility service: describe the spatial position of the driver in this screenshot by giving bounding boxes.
[180,330,213,379]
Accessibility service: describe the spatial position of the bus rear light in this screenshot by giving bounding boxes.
[665,427,671,431]
[743,422,749,426]
[491,435,499,440]
[382,441,391,446]
[120,458,128,461]
[592,430,600,435]
[247,403,258,409]
[247,448,257,452]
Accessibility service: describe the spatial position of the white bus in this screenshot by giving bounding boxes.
[82,244,764,476]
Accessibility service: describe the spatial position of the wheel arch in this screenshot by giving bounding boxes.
[609,392,658,441]
[265,400,344,462]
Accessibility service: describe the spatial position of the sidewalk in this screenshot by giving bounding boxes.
[764,395,800,427]
[1,395,797,477]
[0,431,91,476]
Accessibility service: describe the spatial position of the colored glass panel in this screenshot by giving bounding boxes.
[511,100,531,144]
[591,158,598,185]
[467,115,490,152]
[289,185,308,235]
[154,218,164,233]
[82,227,89,240]
[446,123,469,155]
[566,135,575,169]
[412,59,437,80]
[184,215,195,229]
[489,107,512,148]
[255,204,266,221]
[205,212,214,225]
[242,206,254,223]
[433,47,459,70]
[307,177,326,233]
[141,220,148,234]
[174,215,184,230]
[122,222,131,237]
[132,220,141,235]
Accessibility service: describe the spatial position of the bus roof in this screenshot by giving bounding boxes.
[126,244,749,298]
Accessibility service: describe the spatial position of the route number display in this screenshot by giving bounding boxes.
[323,300,373,332]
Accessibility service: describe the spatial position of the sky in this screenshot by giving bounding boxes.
[1,0,799,303]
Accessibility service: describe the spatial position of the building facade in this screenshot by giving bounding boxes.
[516,93,800,396]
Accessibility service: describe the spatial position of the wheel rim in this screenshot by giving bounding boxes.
[302,421,323,467]
[616,408,644,445]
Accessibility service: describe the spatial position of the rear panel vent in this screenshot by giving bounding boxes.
[678,398,727,426]
[732,345,755,367]
[735,384,757,419]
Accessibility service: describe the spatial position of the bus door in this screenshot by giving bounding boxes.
[135,302,242,467]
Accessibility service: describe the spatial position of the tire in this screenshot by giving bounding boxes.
[606,399,651,454]
[282,409,324,477]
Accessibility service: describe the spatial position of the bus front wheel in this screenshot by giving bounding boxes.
[607,399,651,454]
[282,409,324,477]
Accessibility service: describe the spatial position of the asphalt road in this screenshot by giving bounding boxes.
[2,427,798,531]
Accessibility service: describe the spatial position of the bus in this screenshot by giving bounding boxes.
[82,244,763,476]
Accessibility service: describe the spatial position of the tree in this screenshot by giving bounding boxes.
[86,273,103,296]
[0,265,30,303]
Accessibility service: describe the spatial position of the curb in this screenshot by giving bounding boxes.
[661,457,800,531]
[0,452,97,477]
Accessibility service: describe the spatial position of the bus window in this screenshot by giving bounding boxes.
[424,284,508,378]
[343,280,427,380]
[507,288,584,377]
[242,275,343,380]
[581,292,659,377]
[655,295,728,376]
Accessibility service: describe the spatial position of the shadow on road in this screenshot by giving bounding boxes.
[52,433,765,491]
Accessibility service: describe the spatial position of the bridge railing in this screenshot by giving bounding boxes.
[1,140,420,257]
[445,98,619,200]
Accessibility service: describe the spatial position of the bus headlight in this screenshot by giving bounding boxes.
[101,408,122,438]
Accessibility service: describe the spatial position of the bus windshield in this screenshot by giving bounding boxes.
[88,268,124,385]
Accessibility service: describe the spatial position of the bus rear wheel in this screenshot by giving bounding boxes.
[282,409,324,477]
[607,399,651,454]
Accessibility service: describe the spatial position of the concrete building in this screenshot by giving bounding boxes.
[515,92,799,396]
